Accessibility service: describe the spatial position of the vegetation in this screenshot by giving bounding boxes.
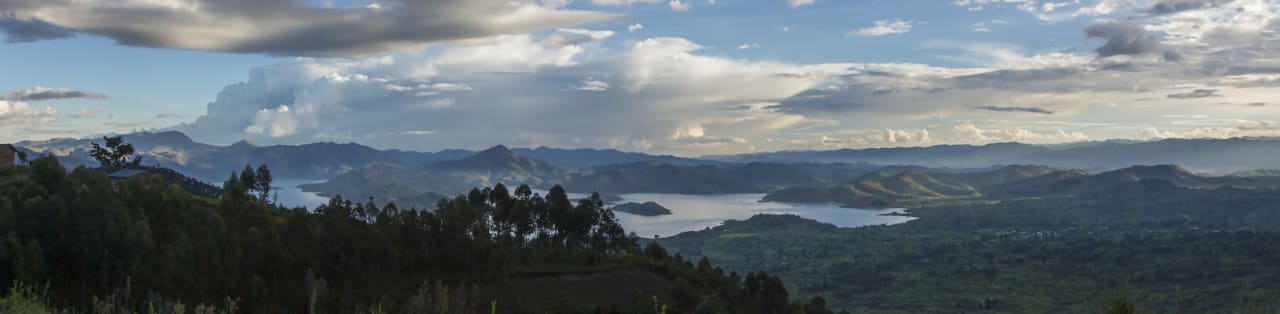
[0,155,817,313]
[663,182,1280,313]
[89,136,143,171]
[609,202,672,216]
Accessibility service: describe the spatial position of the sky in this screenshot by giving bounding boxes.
[1,0,1278,156]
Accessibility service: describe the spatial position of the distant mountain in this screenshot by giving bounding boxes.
[510,147,721,169]
[560,162,764,194]
[302,145,573,200]
[14,131,467,181]
[1226,169,1280,177]
[763,165,1057,206]
[767,163,1280,207]
[708,137,1280,172]
[14,131,719,182]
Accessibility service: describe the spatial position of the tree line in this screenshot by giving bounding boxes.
[0,154,824,313]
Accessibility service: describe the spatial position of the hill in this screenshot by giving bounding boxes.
[763,165,1056,206]
[707,137,1280,172]
[1,156,806,313]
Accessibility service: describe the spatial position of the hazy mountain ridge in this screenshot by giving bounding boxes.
[763,165,1057,206]
[709,137,1280,172]
[765,163,1280,207]
[11,131,709,181]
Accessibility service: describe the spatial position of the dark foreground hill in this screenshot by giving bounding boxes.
[0,156,825,313]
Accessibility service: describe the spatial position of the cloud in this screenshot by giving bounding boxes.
[1141,120,1280,139]
[0,0,622,57]
[177,34,829,154]
[593,0,663,5]
[788,0,816,7]
[850,19,913,37]
[1084,21,1164,57]
[576,78,611,91]
[628,23,644,32]
[0,13,74,43]
[737,43,760,49]
[70,107,102,119]
[951,122,1088,143]
[1166,88,1220,99]
[1146,0,1236,16]
[669,0,691,11]
[156,112,180,119]
[0,100,56,126]
[975,105,1056,114]
[971,19,1009,32]
[3,86,106,101]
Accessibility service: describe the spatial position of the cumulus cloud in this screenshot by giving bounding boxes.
[177,34,830,154]
[975,106,1056,114]
[628,23,644,32]
[0,100,56,126]
[0,0,622,57]
[669,0,691,11]
[3,87,105,101]
[951,122,1088,143]
[1085,21,1164,57]
[850,19,913,36]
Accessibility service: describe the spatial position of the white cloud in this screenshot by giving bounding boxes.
[788,0,816,7]
[737,43,760,49]
[577,78,611,91]
[628,23,644,32]
[0,100,57,126]
[850,19,913,36]
[669,0,691,11]
[971,19,1009,32]
[180,34,832,154]
[592,0,662,5]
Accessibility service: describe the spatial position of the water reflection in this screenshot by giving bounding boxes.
[612,193,914,238]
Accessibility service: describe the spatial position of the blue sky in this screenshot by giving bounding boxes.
[2,0,1278,155]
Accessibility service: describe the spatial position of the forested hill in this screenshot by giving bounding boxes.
[763,164,1280,207]
[0,157,832,313]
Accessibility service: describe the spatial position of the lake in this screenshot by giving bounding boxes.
[612,193,914,238]
[272,180,331,209]
[273,184,914,238]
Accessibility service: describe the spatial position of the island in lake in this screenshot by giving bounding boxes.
[609,201,673,216]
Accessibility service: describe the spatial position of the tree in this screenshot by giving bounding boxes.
[239,165,257,200]
[254,165,272,203]
[89,136,141,170]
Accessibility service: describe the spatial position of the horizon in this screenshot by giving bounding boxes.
[13,128,1280,160]
[3,0,1278,155]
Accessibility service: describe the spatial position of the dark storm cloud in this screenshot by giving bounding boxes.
[1084,22,1164,57]
[0,0,623,57]
[0,14,74,43]
[974,106,1055,115]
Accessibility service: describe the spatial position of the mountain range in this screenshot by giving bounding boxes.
[17,131,1280,206]
[707,137,1280,173]
[763,164,1280,207]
